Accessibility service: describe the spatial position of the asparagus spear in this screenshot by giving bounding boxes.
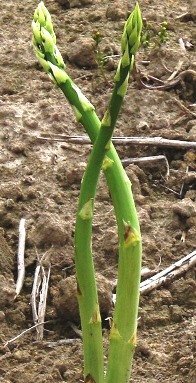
[103,6,143,382]
[32,3,142,382]
[74,4,142,382]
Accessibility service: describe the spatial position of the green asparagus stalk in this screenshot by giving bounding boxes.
[32,2,142,382]
[103,5,143,383]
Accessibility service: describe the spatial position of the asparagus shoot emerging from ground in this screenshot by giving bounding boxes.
[105,6,143,382]
[32,2,142,383]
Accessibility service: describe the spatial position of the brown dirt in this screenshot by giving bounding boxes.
[0,0,195,382]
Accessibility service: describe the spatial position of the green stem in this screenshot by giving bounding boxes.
[32,3,142,383]
[75,53,132,380]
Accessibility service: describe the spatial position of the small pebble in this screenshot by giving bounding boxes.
[0,311,5,321]
[173,198,196,219]
[67,38,97,68]
[13,350,31,363]
[106,1,127,20]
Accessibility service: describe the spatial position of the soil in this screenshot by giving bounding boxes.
[0,0,195,382]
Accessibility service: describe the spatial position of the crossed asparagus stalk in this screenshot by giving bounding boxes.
[32,2,142,383]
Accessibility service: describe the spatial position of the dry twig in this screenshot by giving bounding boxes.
[140,250,196,294]
[3,321,50,348]
[176,12,189,20]
[15,218,26,297]
[113,250,196,302]
[179,165,189,198]
[122,155,170,177]
[178,38,187,53]
[140,69,196,92]
[31,263,41,325]
[158,183,182,197]
[172,97,196,118]
[37,134,196,149]
[167,60,184,82]
[68,322,82,338]
[31,250,51,340]
[43,339,78,348]
[0,351,12,361]
[37,265,51,340]
[175,12,195,21]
